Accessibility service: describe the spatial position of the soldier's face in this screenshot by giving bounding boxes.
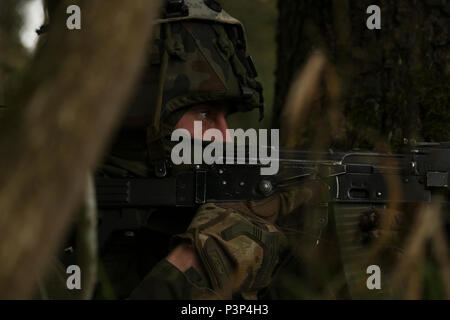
[175,103,230,141]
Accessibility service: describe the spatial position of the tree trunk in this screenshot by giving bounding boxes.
[273,0,450,300]
[0,0,161,299]
[275,0,449,150]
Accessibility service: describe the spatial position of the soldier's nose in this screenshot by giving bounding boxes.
[215,113,230,142]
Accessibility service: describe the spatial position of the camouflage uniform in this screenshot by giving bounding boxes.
[34,0,313,300]
[13,0,412,301]
[110,0,263,166]
[92,0,316,300]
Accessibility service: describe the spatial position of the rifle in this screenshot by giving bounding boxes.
[96,141,450,246]
[96,142,450,208]
[95,142,450,296]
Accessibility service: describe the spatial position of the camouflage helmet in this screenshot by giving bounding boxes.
[111,0,264,170]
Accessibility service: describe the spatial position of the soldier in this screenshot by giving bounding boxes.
[95,0,316,300]
[33,0,315,300]
[33,0,445,301]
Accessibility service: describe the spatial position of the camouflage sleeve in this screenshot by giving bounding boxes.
[128,202,288,300]
[175,182,327,300]
[173,203,289,300]
[129,183,320,300]
[128,257,221,300]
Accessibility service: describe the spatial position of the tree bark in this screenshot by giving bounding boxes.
[273,0,450,300]
[275,0,449,150]
[0,0,161,299]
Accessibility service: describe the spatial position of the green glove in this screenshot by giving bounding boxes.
[174,183,320,299]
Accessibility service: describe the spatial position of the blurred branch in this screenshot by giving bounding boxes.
[0,0,162,299]
[390,200,450,299]
[75,174,98,300]
[280,51,327,148]
[280,50,344,149]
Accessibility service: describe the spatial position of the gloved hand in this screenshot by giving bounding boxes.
[173,181,325,299]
